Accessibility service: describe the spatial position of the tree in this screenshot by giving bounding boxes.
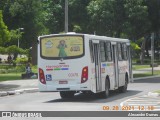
[68,0,91,33]
[0,45,29,60]
[9,29,23,46]
[87,0,150,39]
[0,10,10,47]
[146,0,160,60]
[0,0,6,10]
[146,0,160,33]
[123,0,151,64]
[87,0,127,37]
[42,0,65,33]
[0,46,6,54]
[42,0,91,33]
[124,0,151,40]
[3,0,49,65]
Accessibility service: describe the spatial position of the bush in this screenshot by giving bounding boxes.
[0,69,8,74]
[7,68,16,73]
[16,57,28,65]
[16,65,26,72]
[0,66,26,73]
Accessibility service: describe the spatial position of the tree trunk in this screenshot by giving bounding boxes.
[140,38,146,64]
[145,36,150,58]
[31,38,37,65]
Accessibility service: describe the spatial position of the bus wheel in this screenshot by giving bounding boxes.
[60,91,75,99]
[119,75,128,93]
[100,79,109,98]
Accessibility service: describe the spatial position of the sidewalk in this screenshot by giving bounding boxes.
[0,79,38,91]
[0,79,38,96]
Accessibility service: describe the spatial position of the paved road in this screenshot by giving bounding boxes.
[0,77,160,111]
[0,78,160,120]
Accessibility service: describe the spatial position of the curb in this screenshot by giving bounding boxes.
[133,75,160,81]
[0,88,39,97]
[0,91,8,97]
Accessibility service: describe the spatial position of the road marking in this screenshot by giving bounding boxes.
[120,95,160,110]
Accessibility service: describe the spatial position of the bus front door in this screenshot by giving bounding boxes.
[93,42,102,92]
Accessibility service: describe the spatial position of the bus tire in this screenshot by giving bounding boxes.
[119,75,128,93]
[60,91,74,99]
[101,79,110,98]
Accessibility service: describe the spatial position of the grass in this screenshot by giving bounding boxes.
[0,64,38,81]
[133,70,160,78]
[132,65,150,70]
[154,90,160,93]
[0,73,22,82]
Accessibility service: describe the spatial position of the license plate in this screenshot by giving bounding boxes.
[59,81,68,84]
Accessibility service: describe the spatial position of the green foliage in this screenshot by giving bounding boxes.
[69,0,91,33]
[15,65,25,72]
[0,10,10,46]
[87,0,151,39]
[31,65,38,73]
[124,0,151,40]
[0,69,7,74]
[0,46,6,54]
[0,0,6,10]
[3,0,49,48]
[15,57,28,64]
[7,45,19,54]
[146,0,160,32]
[43,0,64,33]
[130,42,140,50]
[0,64,26,74]
[73,25,82,32]
[0,45,29,55]
[9,29,23,46]
[136,59,151,64]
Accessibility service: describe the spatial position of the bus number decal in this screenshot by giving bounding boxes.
[68,73,78,77]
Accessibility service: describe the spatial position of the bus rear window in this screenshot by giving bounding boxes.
[40,35,84,59]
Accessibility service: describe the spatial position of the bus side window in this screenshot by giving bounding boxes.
[89,40,94,63]
[117,43,123,61]
[100,42,106,62]
[122,43,128,60]
[105,42,112,61]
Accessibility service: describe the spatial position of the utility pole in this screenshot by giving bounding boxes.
[17,28,24,48]
[65,0,68,33]
[151,33,154,75]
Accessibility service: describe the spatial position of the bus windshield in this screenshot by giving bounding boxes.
[40,35,84,59]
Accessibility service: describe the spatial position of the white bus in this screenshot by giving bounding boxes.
[38,33,132,98]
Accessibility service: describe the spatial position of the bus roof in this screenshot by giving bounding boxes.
[38,32,130,43]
